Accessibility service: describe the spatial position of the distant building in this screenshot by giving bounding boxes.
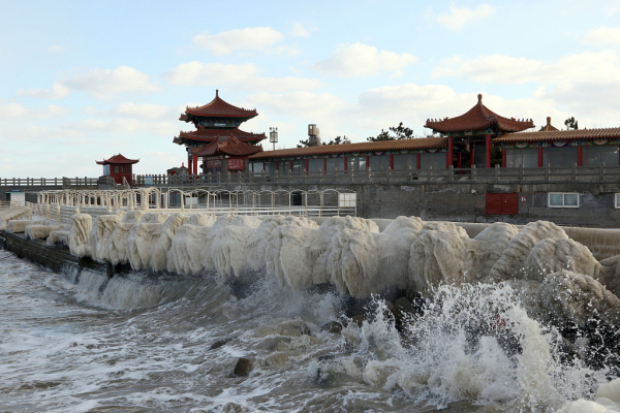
[173,90,265,175]
[96,154,139,185]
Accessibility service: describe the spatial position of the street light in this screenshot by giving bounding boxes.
[269,127,278,151]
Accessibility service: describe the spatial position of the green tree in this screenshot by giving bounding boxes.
[367,129,392,142]
[367,122,414,141]
[297,139,310,148]
[564,117,579,130]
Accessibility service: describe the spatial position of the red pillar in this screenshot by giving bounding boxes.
[538,147,543,167]
[188,154,193,175]
[305,159,309,172]
[193,155,198,175]
[447,136,453,168]
[366,156,370,169]
[390,154,394,169]
[578,146,583,167]
[323,158,327,174]
[344,157,348,171]
[290,161,293,171]
[485,134,491,168]
[502,149,506,168]
[417,153,421,169]
[457,153,462,168]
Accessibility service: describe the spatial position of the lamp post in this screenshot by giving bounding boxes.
[269,127,278,151]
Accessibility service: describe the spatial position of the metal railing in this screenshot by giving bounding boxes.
[135,164,620,187]
[0,177,99,187]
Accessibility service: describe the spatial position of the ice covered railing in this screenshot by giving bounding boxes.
[28,187,358,223]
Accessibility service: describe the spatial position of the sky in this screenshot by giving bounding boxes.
[1,0,619,177]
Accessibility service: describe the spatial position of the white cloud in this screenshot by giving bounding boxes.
[47,44,67,54]
[78,118,177,136]
[582,26,620,46]
[239,77,320,92]
[437,4,495,31]
[164,62,256,86]
[18,82,71,99]
[289,22,316,38]
[313,43,417,77]
[112,103,170,120]
[65,66,161,99]
[0,103,70,119]
[249,91,347,119]
[0,103,28,118]
[193,27,284,55]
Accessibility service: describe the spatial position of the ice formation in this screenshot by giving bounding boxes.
[25,224,65,240]
[7,219,45,233]
[47,230,71,247]
[0,207,32,229]
[69,214,92,257]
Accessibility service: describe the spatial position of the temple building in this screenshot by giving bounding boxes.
[495,118,620,168]
[96,154,139,185]
[424,94,535,168]
[173,90,265,175]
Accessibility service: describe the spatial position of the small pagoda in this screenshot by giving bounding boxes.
[174,90,265,174]
[425,94,534,168]
[96,154,139,185]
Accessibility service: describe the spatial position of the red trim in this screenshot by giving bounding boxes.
[485,134,491,168]
[447,136,453,168]
[578,145,583,167]
[344,156,348,171]
[538,147,543,167]
[390,154,394,170]
[502,149,506,168]
[417,153,421,169]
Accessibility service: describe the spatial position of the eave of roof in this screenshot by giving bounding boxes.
[190,135,263,157]
[249,137,448,159]
[424,94,534,134]
[96,154,140,165]
[495,127,620,143]
[183,90,258,119]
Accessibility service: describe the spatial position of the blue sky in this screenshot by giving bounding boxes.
[1,0,619,176]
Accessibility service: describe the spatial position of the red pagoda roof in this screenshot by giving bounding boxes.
[96,154,140,165]
[495,127,620,143]
[174,128,266,145]
[425,94,535,134]
[183,90,258,120]
[190,135,263,157]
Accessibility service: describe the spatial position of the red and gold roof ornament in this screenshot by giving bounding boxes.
[424,94,535,134]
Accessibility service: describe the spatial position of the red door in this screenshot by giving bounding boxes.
[486,193,518,215]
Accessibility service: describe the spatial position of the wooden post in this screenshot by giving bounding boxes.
[485,134,491,168]
[447,136,453,169]
[538,147,543,167]
[417,153,421,169]
[578,145,583,167]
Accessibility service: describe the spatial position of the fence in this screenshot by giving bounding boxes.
[30,188,357,224]
[0,177,99,187]
[136,164,620,187]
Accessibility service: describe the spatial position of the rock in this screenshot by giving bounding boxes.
[233,357,253,377]
[210,338,231,350]
[351,314,367,327]
[321,321,343,334]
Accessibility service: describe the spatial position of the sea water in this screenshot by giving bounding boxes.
[0,254,614,412]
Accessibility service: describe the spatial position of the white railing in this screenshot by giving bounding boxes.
[0,177,99,187]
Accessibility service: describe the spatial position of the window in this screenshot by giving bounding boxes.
[506,148,538,168]
[548,192,579,208]
[325,158,343,172]
[393,154,417,170]
[420,153,446,170]
[251,162,264,174]
[584,146,619,167]
[277,161,290,173]
[114,166,120,173]
[543,147,578,168]
[309,159,323,173]
[348,156,367,172]
[615,194,620,209]
[292,160,305,175]
[369,155,391,171]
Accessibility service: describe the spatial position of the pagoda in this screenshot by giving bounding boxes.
[425,94,534,168]
[173,90,266,175]
[96,154,139,185]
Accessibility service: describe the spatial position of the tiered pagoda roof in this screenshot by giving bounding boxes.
[425,94,535,134]
[173,128,266,145]
[96,154,139,165]
[180,89,258,123]
[190,135,263,157]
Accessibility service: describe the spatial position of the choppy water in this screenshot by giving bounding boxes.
[0,255,610,412]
